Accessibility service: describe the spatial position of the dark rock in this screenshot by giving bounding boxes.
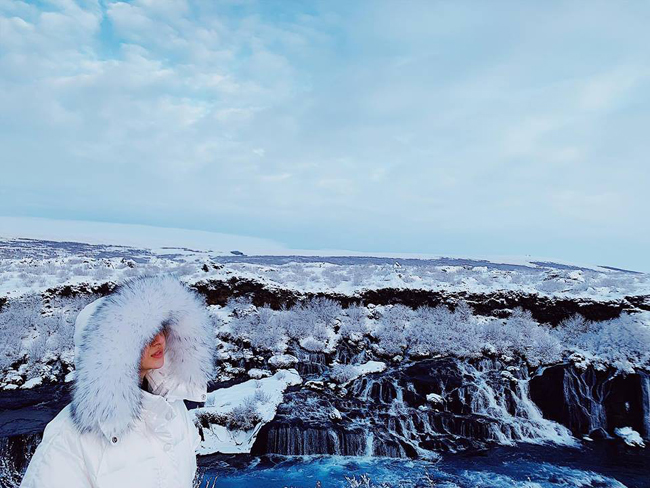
[589,427,611,440]
[530,364,648,438]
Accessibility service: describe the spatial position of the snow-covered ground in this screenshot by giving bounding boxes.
[1,233,650,392]
[1,235,648,302]
[191,369,302,455]
[1,232,649,461]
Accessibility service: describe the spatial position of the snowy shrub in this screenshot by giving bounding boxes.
[225,396,262,432]
[330,363,358,383]
[194,410,228,428]
[574,313,650,369]
[351,266,372,286]
[372,305,412,356]
[536,279,566,293]
[227,295,253,316]
[0,294,41,369]
[408,305,449,355]
[27,332,48,368]
[253,387,271,404]
[525,325,562,366]
[339,305,367,340]
[249,307,287,352]
[283,297,340,344]
[553,314,589,344]
[481,318,510,354]
[408,302,481,358]
[303,297,342,328]
[503,308,538,354]
[300,337,327,352]
[228,314,253,340]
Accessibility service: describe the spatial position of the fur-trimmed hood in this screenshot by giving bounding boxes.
[70,274,215,443]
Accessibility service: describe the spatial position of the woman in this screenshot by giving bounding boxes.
[20,274,215,488]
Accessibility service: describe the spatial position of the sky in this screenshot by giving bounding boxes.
[0,0,649,271]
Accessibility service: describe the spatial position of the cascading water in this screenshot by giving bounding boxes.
[254,356,578,459]
[562,366,612,434]
[642,371,650,440]
[455,358,577,447]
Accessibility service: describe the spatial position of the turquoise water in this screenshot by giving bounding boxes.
[197,444,649,488]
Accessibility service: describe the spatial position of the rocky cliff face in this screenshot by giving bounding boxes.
[248,348,649,459]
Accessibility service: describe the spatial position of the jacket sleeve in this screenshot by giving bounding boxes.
[20,421,93,488]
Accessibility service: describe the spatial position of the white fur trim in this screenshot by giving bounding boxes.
[70,274,214,441]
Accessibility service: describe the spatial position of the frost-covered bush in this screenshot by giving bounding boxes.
[330,363,358,383]
[0,294,41,369]
[480,307,562,364]
[227,305,288,352]
[253,386,271,404]
[225,396,262,432]
[300,337,327,352]
[322,266,349,287]
[194,410,228,428]
[408,302,481,358]
[558,312,650,369]
[351,266,372,286]
[249,307,287,352]
[283,297,341,345]
[304,297,342,328]
[525,325,562,366]
[553,314,589,344]
[339,305,367,340]
[0,293,96,372]
[372,305,412,356]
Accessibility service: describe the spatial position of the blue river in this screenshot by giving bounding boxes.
[196,443,650,488]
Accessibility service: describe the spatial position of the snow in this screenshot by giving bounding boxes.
[2,219,649,304]
[426,393,444,404]
[268,354,298,368]
[329,408,342,420]
[356,361,386,377]
[3,216,640,273]
[21,377,43,389]
[191,369,302,455]
[614,427,646,447]
[332,361,387,385]
[0,216,288,256]
[247,368,271,379]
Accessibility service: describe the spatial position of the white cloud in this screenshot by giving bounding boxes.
[0,0,649,270]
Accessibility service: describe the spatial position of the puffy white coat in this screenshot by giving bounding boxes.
[20,274,215,488]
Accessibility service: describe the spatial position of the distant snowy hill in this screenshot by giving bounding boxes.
[0,234,648,302]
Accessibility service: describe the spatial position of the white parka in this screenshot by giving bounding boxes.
[20,274,215,488]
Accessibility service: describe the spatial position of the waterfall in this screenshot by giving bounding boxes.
[255,356,586,459]
[642,371,650,440]
[455,359,577,447]
[365,430,374,456]
[262,423,368,456]
[562,366,612,434]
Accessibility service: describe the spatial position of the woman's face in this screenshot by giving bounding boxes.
[140,330,166,372]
